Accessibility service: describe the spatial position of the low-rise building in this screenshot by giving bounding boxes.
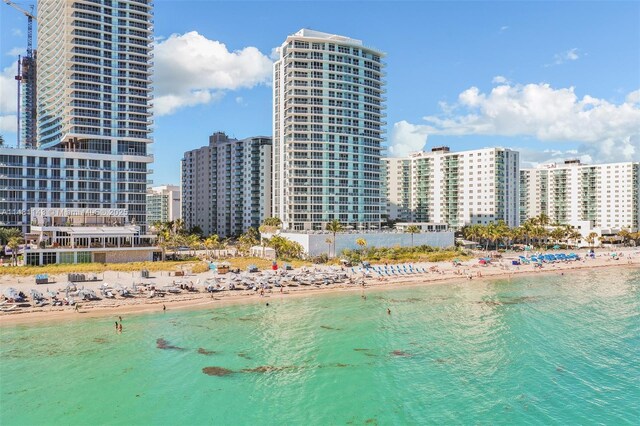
[147,185,181,224]
[25,207,155,265]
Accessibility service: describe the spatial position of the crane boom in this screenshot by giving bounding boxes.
[2,0,35,18]
[3,0,36,56]
[4,0,37,148]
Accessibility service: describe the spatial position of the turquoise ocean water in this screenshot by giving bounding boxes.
[1,268,639,425]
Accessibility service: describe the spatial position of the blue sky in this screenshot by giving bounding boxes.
[1,1,639,186]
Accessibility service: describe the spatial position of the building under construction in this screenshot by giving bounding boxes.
[4,0,37,149]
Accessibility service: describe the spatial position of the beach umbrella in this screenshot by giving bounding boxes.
[3,288,18,298]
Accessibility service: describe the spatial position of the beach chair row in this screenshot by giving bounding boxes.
[518,253,580,264]
[352,264,429,276]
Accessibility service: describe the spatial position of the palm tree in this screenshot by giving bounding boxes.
[509,227,524,250]
[325,237,333,257]
[356,238,367,257]
[586,232,598,249]
[326,219,343,258]
[481,222,500,251]
[617,229,631,247]
[204,234,220,259]
[259,218,282,257]
[238,228,259,256]
[536,213,551,227]
[493,220,509,250]
[187,234,202,256]
[7,235,22,266]
[549,227,567,248]
[151,221,170,261]
[172,219,185,236]
[521,220,535,247]
[262,217,282,227]
[467,224,483,245]
[567,229,582,248]
[0,227,22,245]
[405,225,421,247]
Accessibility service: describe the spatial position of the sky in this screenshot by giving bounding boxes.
[1,0,639,186]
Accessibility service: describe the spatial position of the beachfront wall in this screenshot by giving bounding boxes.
[280,232,455,257]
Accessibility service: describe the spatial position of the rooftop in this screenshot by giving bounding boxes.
[293,29,363,46]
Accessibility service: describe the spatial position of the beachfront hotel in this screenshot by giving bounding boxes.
[181,132,272,238]
[0,0,155,263]
[272,29,386,231]
[146,184,181,224]
[383,147,520,229]
[520,160,640,234]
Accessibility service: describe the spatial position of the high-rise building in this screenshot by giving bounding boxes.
[519,168,548,225]
[384,147,520,229]
[37,0,153,152]
[520,160,640,233]
[273,29,386,231]
[181,132,272,238]
[381,157,412,223]
[12,0,156,230]
[147,185,181,224]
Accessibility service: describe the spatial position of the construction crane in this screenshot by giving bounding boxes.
[3,0,37,149]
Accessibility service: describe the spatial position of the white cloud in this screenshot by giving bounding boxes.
[0,63,17,113]
[492,75,509,84]
[6,47,23,57]
[516,147,593,168]
[153,31,273,116]
[270,47,280,61]
[0,115,17,134]
[500,26,509,32]
[390,82,640,163]
[547,48,580,66]
[626,89,640,105]
[11,28,23,37]
[235,96,247,106]
[389,121,429,156]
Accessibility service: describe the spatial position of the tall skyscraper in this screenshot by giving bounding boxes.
[26,0,155,229]
[37,0,153,152]
[181,132,272,238]
[273,29,386,231]
[384,147,520,229]
[520,160,640,233]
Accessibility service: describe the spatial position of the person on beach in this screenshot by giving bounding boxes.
[118,323,123,333]
[387,308,391,315]
[115,321,118,332]
[75,303,79,312]
[119,316,122,322]
[163,304,166,312]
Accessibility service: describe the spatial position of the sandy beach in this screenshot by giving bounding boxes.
[1,248,638,326]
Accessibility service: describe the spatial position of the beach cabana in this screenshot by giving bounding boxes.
[250,246,276,259]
